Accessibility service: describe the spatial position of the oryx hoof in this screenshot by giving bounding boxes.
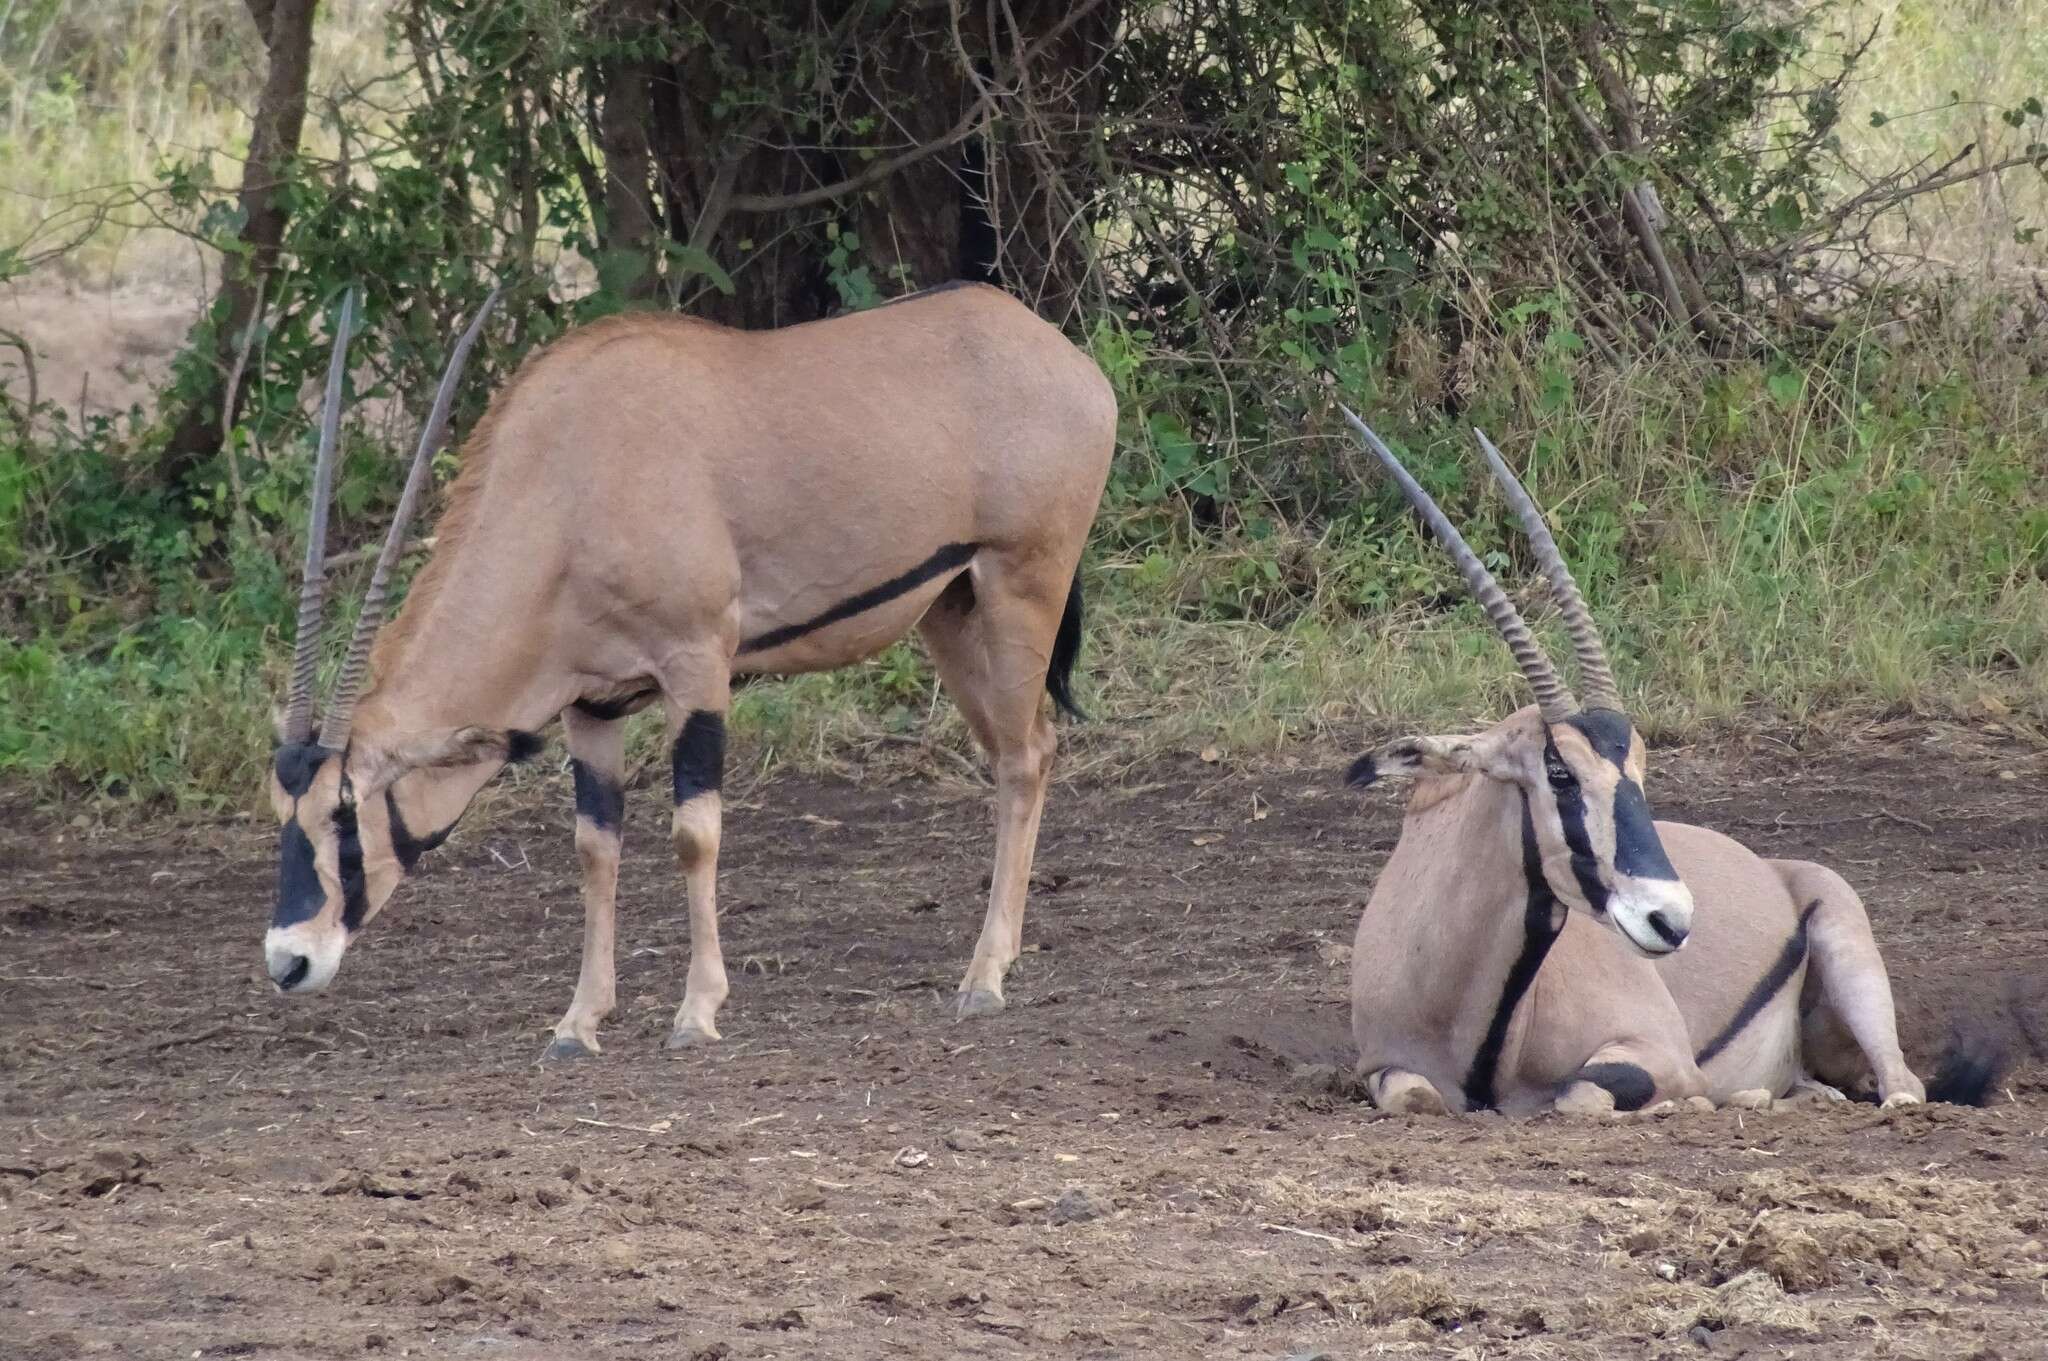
[665,1021,720,1051]
[543,1035,599,1062]
[1880,1091,1924,1110]
[1379,1086,1448,1117]
[1724,1088,1775,1111]
[1682,1096,1718,1114]
[1554,1085,1618,1119]
[956,988,1006,1019]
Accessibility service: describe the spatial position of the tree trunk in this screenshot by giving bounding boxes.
[644,1,1120,330]
[159,0,319,486]
[596,0,665,301]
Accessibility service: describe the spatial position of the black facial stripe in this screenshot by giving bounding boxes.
[273,820,325,929]
[334,795,369,933]
[671,711,726,805]
[1577,1061,1656,1112]
[572,758,625,832]
[1545,734,1611,915]
[1694,900,1821,1067]
[385,789,452,872]
[1609,776,1678,882]
[737,542,978,655]
[274,742,335,797]
[1561,710,1633,768]
[573,690,656,722]
[1461,791,1568,1112]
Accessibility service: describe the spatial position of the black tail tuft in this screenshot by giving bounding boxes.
[1925,1027,2011,1107]
[1046,568,1086,721]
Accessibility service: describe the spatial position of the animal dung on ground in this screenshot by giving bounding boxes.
[1049,1186,1110,1225]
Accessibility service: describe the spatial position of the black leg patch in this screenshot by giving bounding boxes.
[572,758,625,832]
[671,711,725,804]
[1578,1061,1657,1112]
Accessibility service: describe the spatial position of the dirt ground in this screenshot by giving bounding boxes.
[4,725,2046,1360]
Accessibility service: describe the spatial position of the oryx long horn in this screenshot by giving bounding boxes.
[1339,406,1577,721]
[281,287,358,747]
[318,285,504,752]
[1471,428,1623,712]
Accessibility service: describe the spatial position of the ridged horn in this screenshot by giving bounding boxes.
[1339,406,1578,722]
[1471,428,1623,712]
[280,287,358,747]
[318,285,504,752]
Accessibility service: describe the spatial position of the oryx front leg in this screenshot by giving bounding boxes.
[665,706,729,1050]
[918,566,1063,1019]
[1555,1044,1701,1117]
[546,707,628,1060]
[1367,1067,1449,1116]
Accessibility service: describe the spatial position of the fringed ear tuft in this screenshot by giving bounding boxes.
[1345,753,1379,788]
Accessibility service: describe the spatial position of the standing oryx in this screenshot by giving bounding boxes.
[1336,410,1999,1116]
[264,281,1115,1056]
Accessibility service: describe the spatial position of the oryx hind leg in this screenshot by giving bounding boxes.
[915,556,1067,1019]
[546,706,628,1060]
[1771,860,1925,1107]
[1367,1067,1449,1116]
[1555,1043,1703,1117]
[661,661,732,1050]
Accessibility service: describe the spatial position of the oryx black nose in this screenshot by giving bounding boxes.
[1646,910,1688,951]
[271,954,311,991]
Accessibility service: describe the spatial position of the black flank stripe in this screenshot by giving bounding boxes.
[671,711,726,805]
[1461,792,1568,1111]
[738,543,979,655]
[386,790,452,872]
[573,690,655,722]
[1694,899,1822,1067]
[572,758,625,833]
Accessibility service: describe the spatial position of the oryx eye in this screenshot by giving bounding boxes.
[1545,754,1576,789]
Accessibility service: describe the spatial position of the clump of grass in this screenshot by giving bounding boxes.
[4,305,2041,811]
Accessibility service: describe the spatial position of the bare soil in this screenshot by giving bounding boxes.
[5,725,2047,1360]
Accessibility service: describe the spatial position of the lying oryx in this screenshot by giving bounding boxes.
[1338,411,1998,1116]
[263,282,1114,1055]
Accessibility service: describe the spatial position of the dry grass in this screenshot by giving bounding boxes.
[0,0,395,286]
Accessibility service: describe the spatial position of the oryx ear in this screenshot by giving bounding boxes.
[352,727,547,789]
[1345,731,1519,788]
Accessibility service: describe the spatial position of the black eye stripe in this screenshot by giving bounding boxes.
[1543,733,1611,913]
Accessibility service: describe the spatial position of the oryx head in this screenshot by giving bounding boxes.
[1339,411,1693,959]
[264,286,508,994]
